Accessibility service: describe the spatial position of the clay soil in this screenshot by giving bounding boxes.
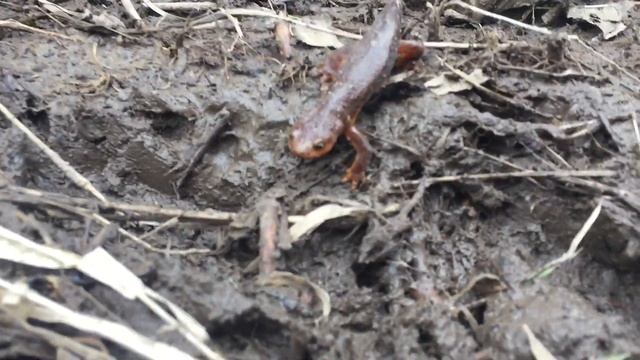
[1,0,640,359]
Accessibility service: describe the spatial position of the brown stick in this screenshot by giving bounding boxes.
[441,60,554,120]
[1,185,236,224]
[174,108,231,192]
[258,199,280,276]
[0,102,105,202]
[0,19,77,41]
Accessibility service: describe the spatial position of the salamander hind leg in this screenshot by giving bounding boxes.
[312,47,348,90]
[342,125,372,189]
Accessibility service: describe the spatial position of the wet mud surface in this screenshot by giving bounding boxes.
[1,0,640,359]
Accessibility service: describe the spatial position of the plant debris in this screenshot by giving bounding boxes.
[567,1,633,39]
[424,69,489,95]
[292,16,344,48]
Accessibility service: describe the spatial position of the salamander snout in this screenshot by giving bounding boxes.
[288,127,337,160]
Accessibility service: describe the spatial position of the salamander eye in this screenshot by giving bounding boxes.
[312,141,325,151]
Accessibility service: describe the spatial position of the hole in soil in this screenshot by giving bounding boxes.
[404,0,428,10]
[363,82,422,114]
[417,328,435,353]
[586,131,620,158]
[27,276,57,297]
[27,318,79,337]
[472,129,513,155]
[471,302,487,325]
[208,308,289,352]
[408,161,424,180]
[458,302,487,328]
[68,270,98,290]
[352,261,386,288]
[467,97,519,120]
[463,124,528,160]
[24,95,49,133]
[88,0,112,6]
[227,237,260,264]
[147,111,188,136]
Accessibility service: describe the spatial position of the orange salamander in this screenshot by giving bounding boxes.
[288,0,420,188]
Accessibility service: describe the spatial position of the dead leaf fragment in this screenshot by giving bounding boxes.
[0,224,79,269]
[0,226,215,357]
[90,12,126,29]
[425,69,489,96]
[288,204,369,242]
[523,324,557,360]
[0,277,197,360]
[292,16,343,48]
[567,1,632,39]
[257,271,331,320]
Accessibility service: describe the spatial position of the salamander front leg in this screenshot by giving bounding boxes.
[342,125,372,189]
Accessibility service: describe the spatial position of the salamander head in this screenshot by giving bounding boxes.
[288,115,340,160]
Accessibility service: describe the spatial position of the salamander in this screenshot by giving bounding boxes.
[319,39,424,86]
[288,0,419,188]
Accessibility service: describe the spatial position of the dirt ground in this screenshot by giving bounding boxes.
[1,0,640,359]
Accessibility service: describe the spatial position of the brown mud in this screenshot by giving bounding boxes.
[1,0,640,359]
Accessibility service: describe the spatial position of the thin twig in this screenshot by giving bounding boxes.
[542,143,573,169]
[154,2,218,11]
[597,113,621,150]
[0,102,106,202]
[440,59,554,120]
[37,0,76,16]
[363,130,421,157]
[92,213,210,255]
[395,169,616,187]
[218,8,244,38]
[496,64,601,81]
[15,211,55,246]
[563,121,601,139]
[421,41,490,49]
[527,198,603,279]
[139,217,180,240]
[462,146,543,187]
[463,146,525,172]
[399,177,430,219]
[37,0,137,39]
[221,8,360,38]
[448,0,556,36]
[3,316,114,360]
[0,19,76,41]
[120,0,141,20]
[451,273,505,303]
[141,0,173,18]
[0,187,215,255]
[575,38,640,85]
[557,120,598,131]
[148,3,531,50]
[4,185,237,225]
[522,324,557,360]
[632,112,640,154]
[174,108,232,191]
[447,0,640,85]
[562,177,640,213]
[192,6,516,50]
[0,277,203,360]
